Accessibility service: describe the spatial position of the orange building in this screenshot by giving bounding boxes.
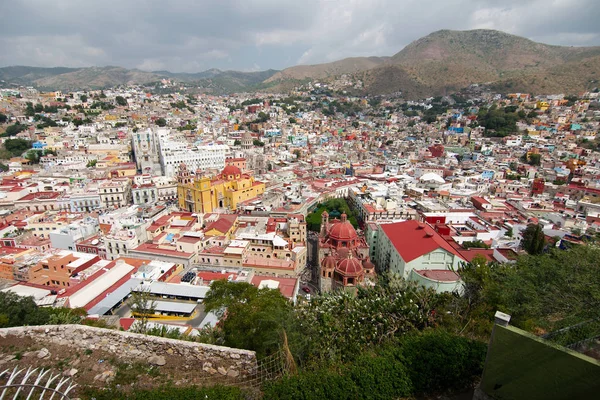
[28,251,100,288]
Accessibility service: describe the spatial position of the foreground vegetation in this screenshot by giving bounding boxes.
[83,385,245,400]
[3,245,599,398]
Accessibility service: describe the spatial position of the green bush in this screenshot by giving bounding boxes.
[344,353,412,399]
[263,352,413,400]
[263,370,357,400]
[400,331,486,393]
[0,291,50,327]
[83,384,245,400]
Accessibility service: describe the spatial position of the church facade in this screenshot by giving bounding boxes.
[177,164,265,213]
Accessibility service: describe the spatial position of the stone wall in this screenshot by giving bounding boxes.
[0,325,257,379]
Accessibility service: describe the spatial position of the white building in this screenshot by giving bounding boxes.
[373,220,465,293]
[132,128,162,174]
[99,178,132,209]
[157,130,229,177]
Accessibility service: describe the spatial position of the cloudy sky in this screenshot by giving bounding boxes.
[1,0,599,73]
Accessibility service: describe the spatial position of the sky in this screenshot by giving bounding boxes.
[1,0,599,73]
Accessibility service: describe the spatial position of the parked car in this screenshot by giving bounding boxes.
[302,286,311,293]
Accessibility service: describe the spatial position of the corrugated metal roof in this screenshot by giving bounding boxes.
[139,281,209,299]
[88,278,142,316]
[150,300,196,314]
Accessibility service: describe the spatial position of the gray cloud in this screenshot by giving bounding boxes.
[1,0,599,72]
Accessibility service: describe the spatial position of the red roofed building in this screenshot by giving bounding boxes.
[14,192,62,212]
[373,220,465,293]
[251,275,300,301]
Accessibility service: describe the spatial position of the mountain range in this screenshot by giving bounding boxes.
[2,29,599,98]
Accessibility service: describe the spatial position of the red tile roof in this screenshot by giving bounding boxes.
[380,220,465,263]
[251,275,298,299]
[204,214,237,234]
[17,191,61,201]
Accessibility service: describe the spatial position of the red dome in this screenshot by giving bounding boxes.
[321,254,337,270]
[336,256,363,276]
[222,165,241,177]
[362,258,375,270]
[328,220,358,241]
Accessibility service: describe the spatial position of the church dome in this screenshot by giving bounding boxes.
[222,165,241,177]
[328,213,358,241]
[336,254,363,276]
[321,254,337,270]
[362,258,375,270]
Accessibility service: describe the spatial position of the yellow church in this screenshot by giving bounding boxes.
[177,164,265,213]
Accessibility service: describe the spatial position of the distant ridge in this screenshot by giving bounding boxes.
[268,29,600,98]
[1,29,599,97]
[0,66,279,94]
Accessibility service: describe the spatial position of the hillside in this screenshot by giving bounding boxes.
[377,29,600,96]
[0,66,80,85]
[265,56,387,82]
[33,66,162,90]
[269,29,600,97]
[0,66,278,93]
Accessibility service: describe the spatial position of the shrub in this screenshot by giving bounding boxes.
[344,353,412,400]
[83,385,245,400]
[0,291,50,327]
[400,331,486,393]
[263,352,412,400]
[263,370,357,400]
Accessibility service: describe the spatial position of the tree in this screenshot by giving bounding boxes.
[0,291,51,327]
[3,138,32,157]
[204,281,293,359]
[233,139,241,146]
[203,280,259,316]
[289,117,297,124]
[25,149,57,164]
[0,113,7,124]
[527,153,541,166]
[2,123,27,137]
[478,105,519,137]
[80,94,88,103]
[295,279,441,364]
[521,223,545,255]
[87,159,97,168]
[293,149,301,159]
[455,246,600,333]
[130,286,157,334]
[155,117,167,127]
[115,95,127,106]
[256,111,269,123]
[253,139,265,146]
[25,102,35,117]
